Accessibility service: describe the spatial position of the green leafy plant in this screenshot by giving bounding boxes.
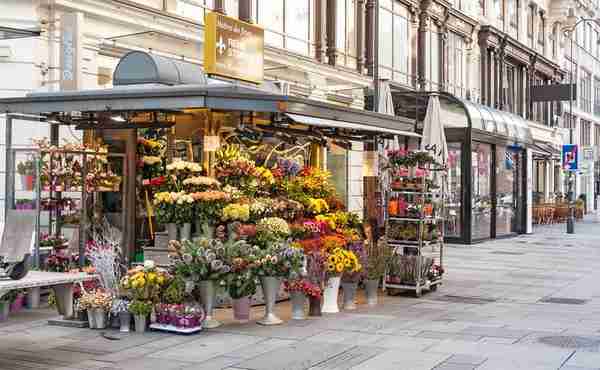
[163,276,186,304]
[128,300,153,316]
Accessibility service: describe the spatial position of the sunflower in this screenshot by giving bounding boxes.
[336,263,344,273]
[344,259,352,268]
[327,255,336,264]
[327,263,336,272]
[334,255,343,265]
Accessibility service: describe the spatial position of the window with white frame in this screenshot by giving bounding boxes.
[253,0,312,56]
[170,0,214,24]
[379,1,412,86]
[336,0,357,68]
[580,70,592,113]
[508,0,518,37]
[447,32,466,98]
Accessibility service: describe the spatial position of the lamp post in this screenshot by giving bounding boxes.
[562,9,599,234]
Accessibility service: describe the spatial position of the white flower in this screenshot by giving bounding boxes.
[144,260,156,270]
[143,156,162,165]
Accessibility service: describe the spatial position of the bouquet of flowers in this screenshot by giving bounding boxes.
[225,241,259,299]
[137,137,164,156]
[168,237,233,282]
[284,278,322,299]
[191,190,230,225]
[40,233,69,249]
[249,198,274,221]
[183,176,221,192]
[141,155,163,180]
[165,160,203,175]
[120,261,170,302]
[155,303,205,328]
[222,203,250,222]
[78,290,113,311]
[255,217,290,246]
[172,192,195,225]
[342,242,368,283]
[253,243,303,279]
[153,192,177,224]
[271,198,304,220]
[128,299,153,316]
[326,247,362,277]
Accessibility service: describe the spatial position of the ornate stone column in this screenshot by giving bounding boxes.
[365,0,376,76]
[214,0,226,15]
[356,0,366,73]
[315,0,325,62]
[417,11,430,91]
[239,0,252,23]
[326,0,337,66]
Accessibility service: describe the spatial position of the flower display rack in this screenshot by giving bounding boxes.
[35,146,126,267]
[383,153,445,298]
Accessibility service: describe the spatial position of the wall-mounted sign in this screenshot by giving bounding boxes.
[562,144,578,171]
[60,12,84,91]
[204,12,264,83]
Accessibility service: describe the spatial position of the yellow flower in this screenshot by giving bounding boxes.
[344,259,352,268]
[327,263,336,272]
[327,255,336,264]
[336,263,344,273]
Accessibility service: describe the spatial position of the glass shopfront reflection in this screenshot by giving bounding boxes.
[445,143,462,238]
[496,147,521,236]
[471,142,493,239]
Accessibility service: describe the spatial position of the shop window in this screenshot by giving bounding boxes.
[497,146,518,235]
[445,142,462,238]
[472,142,492,239]
[254,0,311,55]
[378,2,411,85]
[336,0,357,68]
[326,144,348,207]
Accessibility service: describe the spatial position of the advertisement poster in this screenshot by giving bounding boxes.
[562,144,578,171]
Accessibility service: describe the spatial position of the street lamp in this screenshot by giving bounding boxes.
[561,8,600,234]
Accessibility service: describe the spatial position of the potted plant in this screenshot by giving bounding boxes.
[253,243,303,325]
[305,251,327,316]
[365,237,391,306]
[17,159,36,191]
[153,192,178,240]
[129,300,153,333]
[154,303,205,330]
[341,242,366,310]
[225,243,258,323]
[284,278,322,320]
[168,236,233,329]
[78,290,113,329]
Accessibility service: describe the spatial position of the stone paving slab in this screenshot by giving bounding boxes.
[237,341,351,370]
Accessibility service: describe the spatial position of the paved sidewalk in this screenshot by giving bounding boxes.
[2,217,600,370]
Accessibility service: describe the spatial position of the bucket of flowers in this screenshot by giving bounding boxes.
[153,303,205,333]
[78,289,113,329]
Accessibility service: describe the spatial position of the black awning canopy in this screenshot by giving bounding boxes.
[391,89,533,144]
[0,26,41,40]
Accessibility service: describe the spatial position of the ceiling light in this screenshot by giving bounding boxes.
[111,115,126,122]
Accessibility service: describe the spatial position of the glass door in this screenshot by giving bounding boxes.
[495,147,518,236]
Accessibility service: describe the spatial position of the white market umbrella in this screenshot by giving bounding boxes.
[377,80,396,116]
[420,94,448,167]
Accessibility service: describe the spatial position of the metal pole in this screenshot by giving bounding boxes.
[567,32,575,234]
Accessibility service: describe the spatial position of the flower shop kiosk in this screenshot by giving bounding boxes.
[0,50,428,331]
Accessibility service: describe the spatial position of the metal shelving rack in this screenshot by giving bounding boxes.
[5,148,127,268]
[383,169,445,298]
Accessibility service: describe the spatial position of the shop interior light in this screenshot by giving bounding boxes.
[111,115,126,122]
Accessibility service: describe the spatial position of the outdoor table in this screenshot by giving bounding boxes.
[0,271,95,319]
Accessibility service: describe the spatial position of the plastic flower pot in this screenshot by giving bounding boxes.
[0,302,9,322]
[232,296,251,322]
[364,279,379,306]
[290,291,306,320]
[90,309,108,329]
[322,276,341,313]
[257,276,283,325]
[341,281,358,310]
